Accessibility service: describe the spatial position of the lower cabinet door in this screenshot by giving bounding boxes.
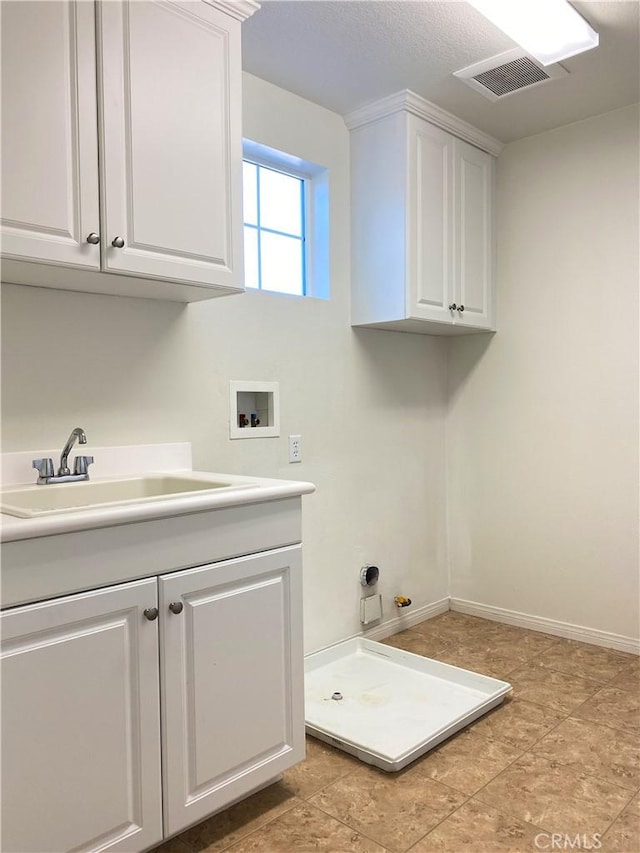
[160,546,304,836]
[0,578,163,853]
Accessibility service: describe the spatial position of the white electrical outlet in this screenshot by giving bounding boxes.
[288,434,302,463]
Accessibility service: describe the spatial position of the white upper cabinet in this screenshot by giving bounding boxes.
[348,91,500,335]
[0,0,259,302]
[0,1,101,271]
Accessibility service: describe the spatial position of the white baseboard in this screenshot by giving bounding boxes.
[362,597,450,642]
[450,598,640,656]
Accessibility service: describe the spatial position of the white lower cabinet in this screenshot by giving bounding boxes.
[0,546,303,852]
[160,548,304,837]
[0,578,163,853]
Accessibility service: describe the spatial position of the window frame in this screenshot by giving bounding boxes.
[242,139,329,300]
[242,158,307,296]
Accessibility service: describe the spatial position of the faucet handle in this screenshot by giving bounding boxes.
[33,458,54,479]
[73,455,94,476]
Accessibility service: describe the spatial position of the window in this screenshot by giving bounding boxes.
[243,161,305,295]
[242,140,329,299]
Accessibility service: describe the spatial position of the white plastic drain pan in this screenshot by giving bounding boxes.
[305,637,511,771]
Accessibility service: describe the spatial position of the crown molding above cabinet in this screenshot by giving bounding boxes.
[204,0,261,21]
[344,89,503,158]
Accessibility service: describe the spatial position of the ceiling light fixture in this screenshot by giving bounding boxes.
[467,0,599,66]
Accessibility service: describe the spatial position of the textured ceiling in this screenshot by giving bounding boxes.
[242,0,640,142]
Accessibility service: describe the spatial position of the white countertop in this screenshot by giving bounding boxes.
[1,443,315,543]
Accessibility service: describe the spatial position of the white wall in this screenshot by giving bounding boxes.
[4,75,635,648]
[447,104,639,642]
[0,73,449,653]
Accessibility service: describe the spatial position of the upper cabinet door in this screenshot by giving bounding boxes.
[0,0,101,269]
[407,117,454,324]
[97,0,244,290]
[454,139,494,329]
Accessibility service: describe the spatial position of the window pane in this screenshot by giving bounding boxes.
[261,232,303,295]
[243,226,259,289]
[243,162,258,226]
[259,167,302,236]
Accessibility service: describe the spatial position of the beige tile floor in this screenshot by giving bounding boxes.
[153,612,640,853]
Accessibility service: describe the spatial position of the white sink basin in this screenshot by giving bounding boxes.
[0,475,252,518]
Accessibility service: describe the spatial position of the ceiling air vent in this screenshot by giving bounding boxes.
[454,48,568,102]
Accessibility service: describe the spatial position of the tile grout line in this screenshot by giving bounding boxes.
[300,776,409,853]
[477,633,638,717]
[298,757,507,853]
[474,681,640,799]
[295,757,433,852]
[399,725,542,849]
[296,760,363,802]
[185,793,302,853]
[304,704,537,851]
[561,680,640,736]
[416,618,637,663]
[472,760,639,847]
[403,790,551,853]
[521,660,637,687]
[401,793,474,852]
[468,708,639,843]
[496,742,638,799]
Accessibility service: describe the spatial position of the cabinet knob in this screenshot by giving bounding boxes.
[86,232,100,245]
[458,305,465,313]
[111,236,125,248]
[448,303,457,311]
[168,601,184,615]
[143,607,159,621]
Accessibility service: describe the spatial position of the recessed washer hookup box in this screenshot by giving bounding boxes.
[304,637,511,772]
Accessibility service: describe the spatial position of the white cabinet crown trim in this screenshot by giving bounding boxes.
[344,89,503,158]
[203,0,260,22]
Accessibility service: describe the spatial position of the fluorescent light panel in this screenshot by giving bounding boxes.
[468,0,599,66]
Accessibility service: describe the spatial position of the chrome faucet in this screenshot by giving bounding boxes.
[59,427,87,476]
[32,427,94,485]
